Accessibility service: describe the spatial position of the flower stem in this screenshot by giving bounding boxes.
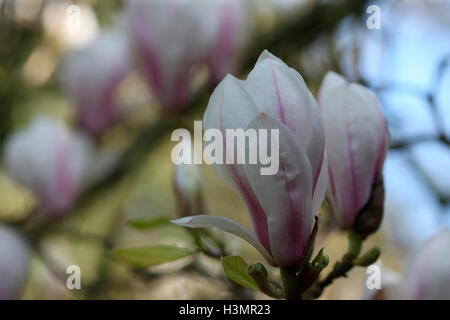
[280,266,301,300]
[304,230,363,299]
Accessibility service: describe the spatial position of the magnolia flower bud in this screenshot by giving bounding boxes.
[173,51,328,267]
[125,0,213,112]
[3,116,96,216]
[173,162,203,218]
[60,28,131,136]
[204,0,246,84]
[405,229,450,299]
[318,72,389,230]
[0,224,31,300]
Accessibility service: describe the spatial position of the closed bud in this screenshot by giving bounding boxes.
[60,28,131,136]
[204,0,247,84]
[3,116,116,217]
[125,0,213,111]
[173,51,328,267]
[319,72,389,230]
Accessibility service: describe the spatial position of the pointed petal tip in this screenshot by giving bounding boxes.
[322,71,347,90]
[170,216,194,226]
[255,49,284,66]
[221,73,245,89]
[324,71,345,81]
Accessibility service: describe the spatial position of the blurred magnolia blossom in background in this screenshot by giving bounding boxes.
[203,0,247,85]
[125,0,247,112]
[364,229,450,300]
[404,229,450,300]
[319,72,389,230]
[0,223,31,300]
[3,116,117,216]
[60,27,132,136]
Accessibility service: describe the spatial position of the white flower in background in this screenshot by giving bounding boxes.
[173,51,327,267]
[125,0,247,111]
[204,0,247,84]
[60,28,132,136]
[0,223,31,300]
[404,229,450,300]
[3,116,117,216]
[318,71,389,229]
[125,0,212,111]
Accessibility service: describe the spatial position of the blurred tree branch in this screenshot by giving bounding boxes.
[244,0,366,69]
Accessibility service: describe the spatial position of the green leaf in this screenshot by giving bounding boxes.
[221,256,258,290]
[127,216,171,230]
[111,245,194,268]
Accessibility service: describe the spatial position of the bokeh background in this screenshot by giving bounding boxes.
[0,0,449,299]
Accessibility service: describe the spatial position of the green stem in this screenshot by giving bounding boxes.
[280,266,301,300]
[305,230,363,299]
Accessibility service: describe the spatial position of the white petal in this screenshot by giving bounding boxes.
[321,80,387,227]
[203,74,272,250]
[243,114,313,266]
[244,51,315,150]
[171,215,276,266]
[305,93,326,189]
[203,74,259,193]
[318,71,347,107]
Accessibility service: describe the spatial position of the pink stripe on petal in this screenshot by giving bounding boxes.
[278,156,307,264]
